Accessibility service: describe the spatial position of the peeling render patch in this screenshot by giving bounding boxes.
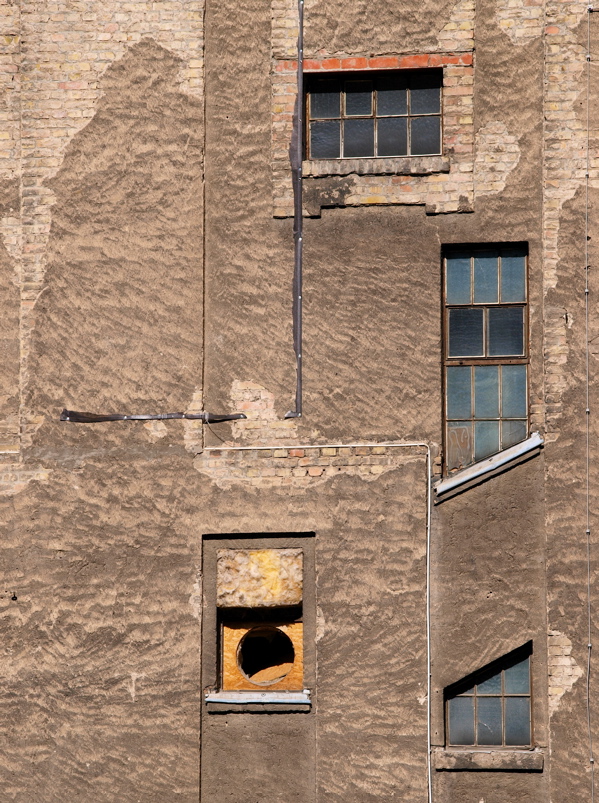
[495,0,544,44]
[183,388,205,453]
[474,121,521,198]
[0,465,50,496]
[543,0,589,435]
[548,630,583,716]
[189,571,203,622]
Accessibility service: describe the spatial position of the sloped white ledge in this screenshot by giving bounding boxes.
[435,432,544,499]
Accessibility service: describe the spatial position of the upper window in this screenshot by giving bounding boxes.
[446,645,532,748]
[306,70,442,160]
[444,246,528,473]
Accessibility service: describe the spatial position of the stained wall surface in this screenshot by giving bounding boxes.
[0,0,598,802]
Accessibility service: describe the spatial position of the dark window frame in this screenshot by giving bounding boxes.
[443,244,529,474]
[445,643,533,749]
[305,69,443,160]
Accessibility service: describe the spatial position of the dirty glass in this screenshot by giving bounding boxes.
[474,252,499,303]
[477,697,503,744]
[504,657,530,694]
[410,72,441,114]
[310,80,341,118]
[504,698,531,745]
[474,366,499,419]
[474,420,500,461]
[448,308,484,356]
[449,696,475,744]
[377,75,407,115]
[446,366,471,419]
[477,671,502,695]
[345,81,372,116]
[446,254,471,304]
[488,307,524,356]
[446,422,472,471]
[377,117,407,156]
[502,419,527,449]
[410,115,441,155]
[501,251,526,302]
[501,364,527,418]
[344,119,375,157]
[310,121,340,159]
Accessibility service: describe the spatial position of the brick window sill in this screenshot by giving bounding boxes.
[302,155,450,178]
[433,747,545,772]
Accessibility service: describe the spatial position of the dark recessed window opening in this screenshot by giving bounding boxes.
[444,246,528,472]
[306,69,442,159]
[446,645,532,747]
[237,625,295,685]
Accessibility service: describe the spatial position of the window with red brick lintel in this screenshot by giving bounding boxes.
[271,53,475,217]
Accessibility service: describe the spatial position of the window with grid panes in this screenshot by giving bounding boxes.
[446,646,532,747]
[444,246,528,473]
[306,70,442,160]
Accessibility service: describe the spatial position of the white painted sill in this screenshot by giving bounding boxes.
[302,155,450,177]
[205,690,311,705]
[434,432,544,500]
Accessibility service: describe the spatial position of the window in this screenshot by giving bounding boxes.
[446,645,532,747]
[444,246,528,473]
[306,70,442,160]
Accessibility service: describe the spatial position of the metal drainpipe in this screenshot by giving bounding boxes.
[285,0,304,419]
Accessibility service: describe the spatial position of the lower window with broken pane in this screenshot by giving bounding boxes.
[446,646,532,747]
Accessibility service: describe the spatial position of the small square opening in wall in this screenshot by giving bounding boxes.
[306,69,442,160]
[202,535,315,712]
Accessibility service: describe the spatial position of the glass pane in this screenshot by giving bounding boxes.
[410,72,441,114]
[344,118,375,157]
[410,116,441,155]
[505,657,530,694]
[488,307,524,356]
[447,366,472,419]
[310,120,340,159]
[446,255,471,304]
[477,697,503,744]
[477,671,502,695]
[310,80,341,118]
[377,117,407,156]
[448,308,484,357]
[501,364,527,418]
[501,252,526,302]
[474,420,500,461]
[377,75,407,115]
[447,422,472,471]
[474,365,499,419]
[474,252,499,303]
[449,696,475,744]
[345,81,373,116]
[505,697,531,745]
[502,419,527,449]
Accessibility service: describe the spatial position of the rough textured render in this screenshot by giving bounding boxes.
[216,548,303,607]
[548,631,583,716]
[474,121,521,197]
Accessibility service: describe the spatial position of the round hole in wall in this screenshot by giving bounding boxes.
[237,625,295,685]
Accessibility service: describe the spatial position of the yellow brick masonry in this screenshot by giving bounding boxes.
[0,1,205,457]
[271,0,475,217]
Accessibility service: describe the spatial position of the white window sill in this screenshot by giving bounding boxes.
[435,432,544,500]
[433,746,544,772]
[302,155,450,178]
[205,690,310,704]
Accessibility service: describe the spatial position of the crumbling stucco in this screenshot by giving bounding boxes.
[474,121,521,197]
[548,630,583,716]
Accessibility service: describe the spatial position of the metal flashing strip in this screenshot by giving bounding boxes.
[434,432,544,498]
[205,690,311,704]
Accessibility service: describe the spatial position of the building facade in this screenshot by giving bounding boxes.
[1,0,598,801]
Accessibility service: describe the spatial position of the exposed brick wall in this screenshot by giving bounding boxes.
[548,630,583,716]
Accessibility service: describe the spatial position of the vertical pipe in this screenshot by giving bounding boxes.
[285,0,304,419]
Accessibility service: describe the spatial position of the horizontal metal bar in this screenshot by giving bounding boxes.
[435,432,543,497]
[205,690,311,704]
